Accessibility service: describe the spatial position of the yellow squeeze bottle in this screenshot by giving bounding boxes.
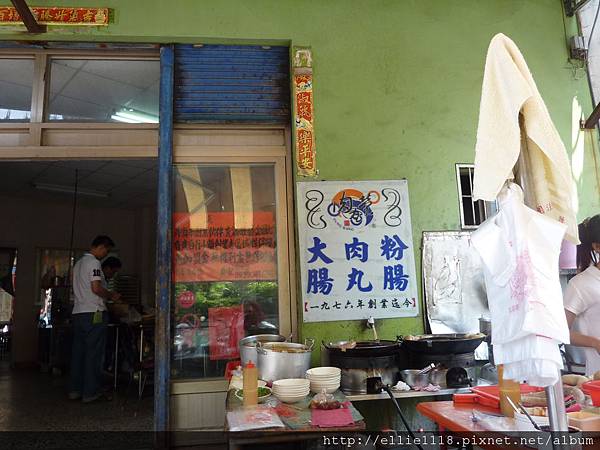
[242,360,258,406]
[498,364,521,418]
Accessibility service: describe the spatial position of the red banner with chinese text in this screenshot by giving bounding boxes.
[173,212,277,282]
[294,73,316,177]
[0,7,109,26]
[208,305,244,361]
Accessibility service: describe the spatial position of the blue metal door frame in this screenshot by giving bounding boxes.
[153,43,291,436]
[155,44,174,436]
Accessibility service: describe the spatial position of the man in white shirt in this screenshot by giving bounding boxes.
[68,235,121,403]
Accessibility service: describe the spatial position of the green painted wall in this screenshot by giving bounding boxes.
[1,0,599,364]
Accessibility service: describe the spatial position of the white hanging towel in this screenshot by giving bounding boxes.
[471,183,569,386]
[472,33,578,244]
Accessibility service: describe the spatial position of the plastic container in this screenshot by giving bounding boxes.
[514,410,549,430]
[498,365,521,418]
[568,411,600,431]
[582,406,600,415]
[242,360,258,406]
[581,380,600,406]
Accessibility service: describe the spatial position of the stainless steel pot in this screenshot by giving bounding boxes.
[429,368,448,388]
[341,367,398,394]
[399,369,430,389]
[478,317,492,336]
[479,317,494,365]
[239,334,286,366]
[256,339,314,382]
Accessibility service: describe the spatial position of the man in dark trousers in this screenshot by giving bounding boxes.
[68,235,121,403]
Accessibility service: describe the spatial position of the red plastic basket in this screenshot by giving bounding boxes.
[471,384,544,403]
[581,381,600,406]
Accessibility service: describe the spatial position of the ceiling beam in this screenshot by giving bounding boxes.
[9,0,46,34]
[583,102,600,129]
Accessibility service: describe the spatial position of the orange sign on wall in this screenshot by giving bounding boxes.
[0,7,109,26]
[173,212,277,283]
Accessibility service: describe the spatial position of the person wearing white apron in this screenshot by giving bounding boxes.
[564,215,600,376]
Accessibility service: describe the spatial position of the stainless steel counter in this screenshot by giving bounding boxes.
[344,386,471,401]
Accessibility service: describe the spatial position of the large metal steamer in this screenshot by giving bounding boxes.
[256,340,314,382]
[239,334,286,366]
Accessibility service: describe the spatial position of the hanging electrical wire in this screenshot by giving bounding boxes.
[562,0,589,80]
[587,0,600,53]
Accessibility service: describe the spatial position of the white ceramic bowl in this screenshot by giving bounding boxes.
[273,378,310,389]
[310,383,340,392]
[275,393,309,403]
[273,385,310,391]
[272,379,310,396]
[310,380,340,386]
[273,384,310,390]
[306,367,341,378]
[273,390,310,397]
[272,383,310,392]
[307,375,341,381]
[310,380,340,394]
[307,373,341,378]
[307,377,341,384]
[273,386,310,392]
[308,378,340,384]
[273,387,310,394]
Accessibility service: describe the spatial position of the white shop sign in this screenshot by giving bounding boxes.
[297,180,418,322]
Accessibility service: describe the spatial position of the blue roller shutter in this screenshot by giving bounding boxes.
[174,44,290,123]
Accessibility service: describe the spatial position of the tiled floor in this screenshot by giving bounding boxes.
[0,362,153,431]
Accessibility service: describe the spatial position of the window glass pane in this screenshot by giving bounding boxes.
[462,197,475,226]
[0,59,34,122]
[47,59,159,122]
[474,199,483,224]
[171,164,279,380]
[459,167,472,196]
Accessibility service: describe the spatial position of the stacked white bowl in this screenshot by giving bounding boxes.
[272,378,310,403]
[306,367,341,394]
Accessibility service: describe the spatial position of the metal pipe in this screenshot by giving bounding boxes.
[139,326,144,398]
[113,326,118,390]
[380,384,425,450]
[546,379,568,431]
[545,376,570,450]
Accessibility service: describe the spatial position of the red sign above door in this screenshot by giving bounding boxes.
[0,7,109,26]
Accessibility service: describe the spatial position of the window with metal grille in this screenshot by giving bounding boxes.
[456,164,496,228]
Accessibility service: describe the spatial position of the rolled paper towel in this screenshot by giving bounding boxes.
[559,239,577,270]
